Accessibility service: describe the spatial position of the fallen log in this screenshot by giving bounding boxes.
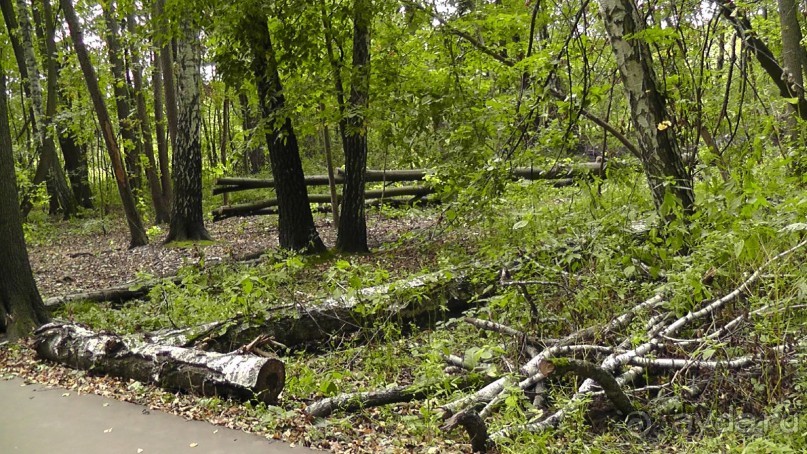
[146,267,493,353]
[306,374,487,418]
[43,276,182,309]
[212,186,435,220]
[213,163,604,195]
[34,322,285,404]
[43,252,271,310]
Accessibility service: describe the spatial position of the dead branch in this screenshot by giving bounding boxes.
[541,358,634,415]
[441,410,490,453]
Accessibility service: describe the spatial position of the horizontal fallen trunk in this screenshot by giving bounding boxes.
[43,252,269,310]
[214,168,430,195]
[147,267,493,353]
[212,186,435,220]
[307,374,486,418]
[34,322,285,404]
[43,276,182,309]
[213,163,605,195]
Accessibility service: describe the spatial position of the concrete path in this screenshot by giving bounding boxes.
[0,377,318,453]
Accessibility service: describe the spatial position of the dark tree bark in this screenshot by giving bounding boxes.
[151,50,173,211]
[102,2,142,192]
[57,122,92,208]
[336,0,371,252]
[165,19,211,243]
[239,13,325,253]
[0,63,50,341]
[220,93,230,205]
[599,0,695,220]
[127,12,171,223]
[238,91,265,173]
[40,0,93,209]
[61,0,147,247]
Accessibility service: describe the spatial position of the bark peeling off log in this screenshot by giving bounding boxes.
[148,267,491,353]
[34,322,285,404]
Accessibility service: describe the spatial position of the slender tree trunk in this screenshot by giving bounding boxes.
[102,2,142,192]
[128,12,171,223]
[0,59,50,341]
[238,91,265,173]
[58,127,92,208]
[38,0,93,209]
[6,0,75,218]
[165,20,211,243]
[151,50,173,212]
[778,0,804,129]
[61,0,147,247]
[599,0,695,220]
[239,13,325,253]
[220,93,230,205]
[336,0,371,252]
[155,0,178,153]
[321,0,347,143]
[322,108,340,226]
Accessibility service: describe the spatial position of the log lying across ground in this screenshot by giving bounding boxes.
[34,322,285,404]
[213,163,606,195]
[212,185,434,220]
[147,267,494,353]
[43,276,182,309]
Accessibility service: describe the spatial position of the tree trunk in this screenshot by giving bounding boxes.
[151,50,173,213]
[154,0,178,154]
[57,127,92,208]
[165,20,211,243]
[35,322,285,404]
[336,0,371,253]
[128,12,171,223]
[778,0,804,139]
[599,0,694,220]
[0,63,50,341]
[6,0,76,218]
[61,0,147,247]
[102,2,142,193]
[220,93,230,205]
[239,13,325,253]
[238,92,265,174]
[322,109,340,225]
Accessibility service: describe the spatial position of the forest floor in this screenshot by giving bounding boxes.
[28,210,440,299]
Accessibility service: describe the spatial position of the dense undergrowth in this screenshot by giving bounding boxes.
[49,152,807,453]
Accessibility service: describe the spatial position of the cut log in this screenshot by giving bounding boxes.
[212,186,435,220]
[212,163,605,195]
[147,267,493,353]
[34,322,285,404]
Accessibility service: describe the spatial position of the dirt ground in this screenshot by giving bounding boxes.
[28,211,439,300]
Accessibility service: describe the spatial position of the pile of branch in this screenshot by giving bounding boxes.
[34,322,285,404]
[301,239,806,452]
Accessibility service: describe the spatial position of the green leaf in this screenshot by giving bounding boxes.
[512,220,529,230]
